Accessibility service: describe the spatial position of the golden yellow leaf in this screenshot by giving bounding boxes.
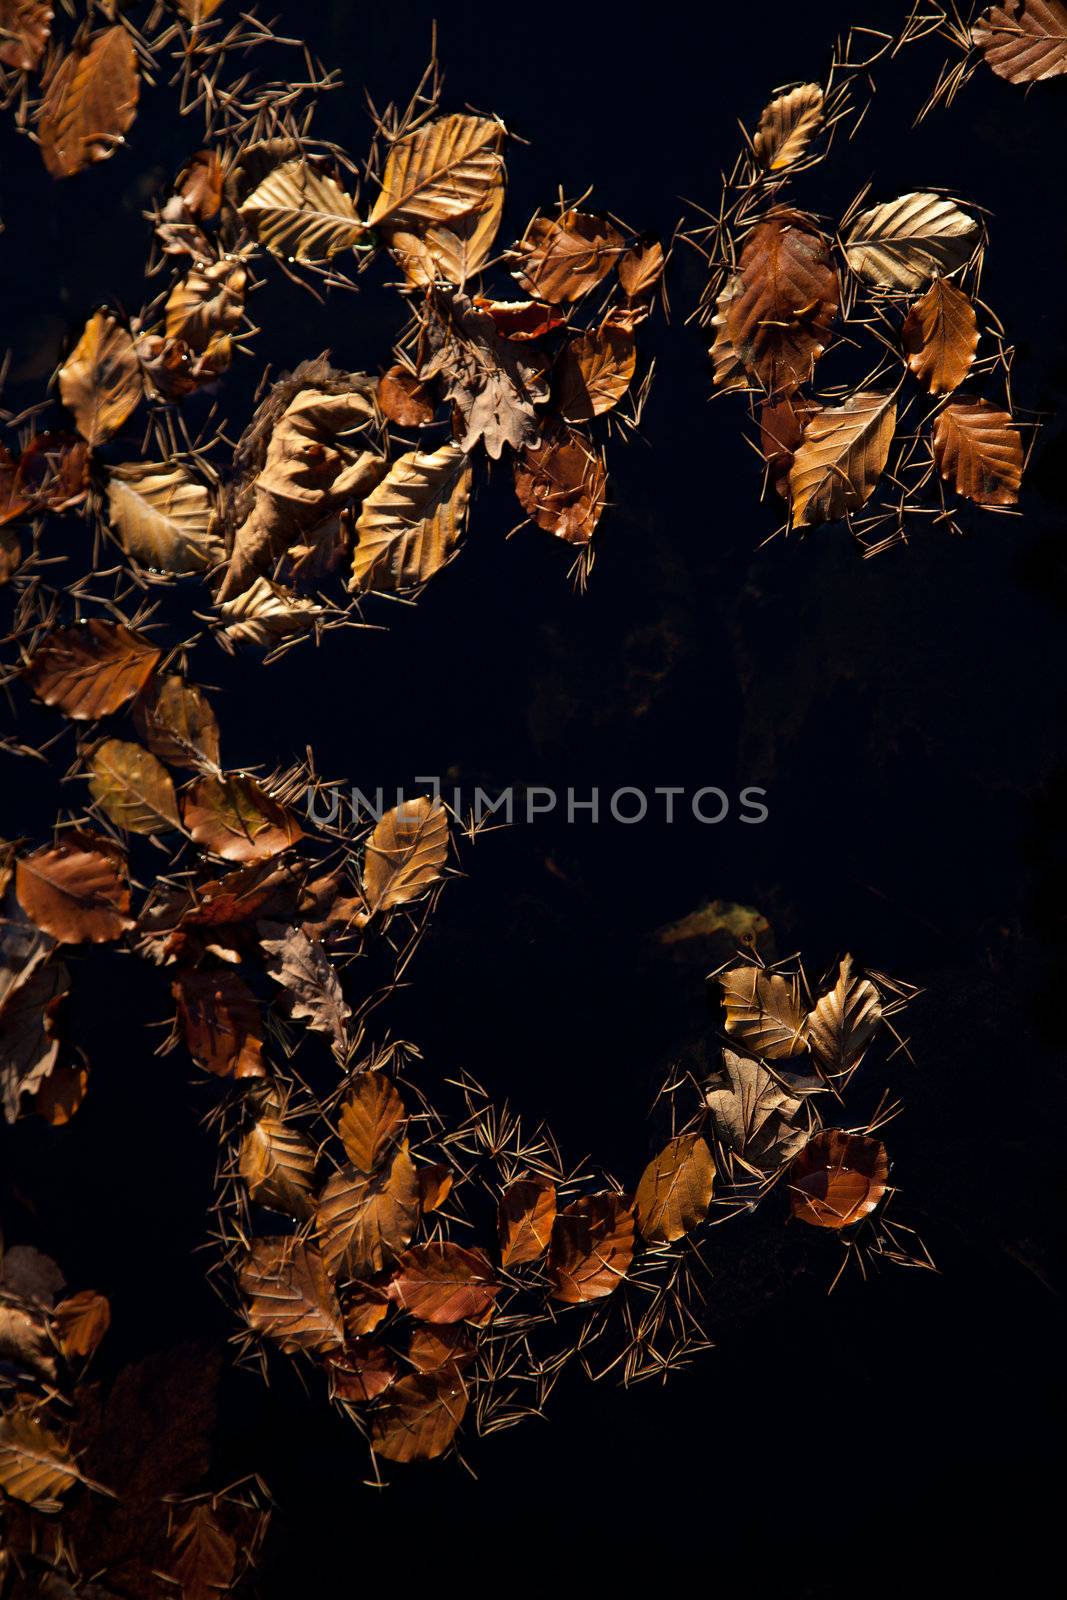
[635,1134,715,1243]
[788,391,897,526]
[58,311,143,447]
[753,83,824,171]
[87,737,182,834]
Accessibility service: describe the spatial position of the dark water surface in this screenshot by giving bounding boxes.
[1,1,1064,1591]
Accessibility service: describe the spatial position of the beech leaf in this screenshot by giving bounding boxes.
[635,1133,715,1243]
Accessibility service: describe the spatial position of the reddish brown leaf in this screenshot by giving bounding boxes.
[172,968,264,1078]
[498,1178,557,1266]
[16,833,131,944]
[168,1503,236,1600]
[26,619,160,720]
[387,1242,499,1324]
[555,321,635,421]
[316,1142,420,1278]
[417,1163,453,1215]
[511,210,624,303]
[328,1341,397,1403]
[34,1058,88,1125]
[239,1237,344,1355]
[178,148,224,221]
[377,366,436,427]
[0,1,53,72]
[548,1193,635,1303]
[932,398,1023,505]
[759,394,820,500]
[513,429,607,544]
[183,775,304,863]
[902,277,979,395]
[473,297,565,340]
[370,1366,467,1463]
[407,1323,474,1372]
[788,1129,889,1228]
[726,212,839,393]
[617,236,665,299]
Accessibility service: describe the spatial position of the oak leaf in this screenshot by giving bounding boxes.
[258,920,350,1053]
[704,1050,809,1177]
[420,290,548,458]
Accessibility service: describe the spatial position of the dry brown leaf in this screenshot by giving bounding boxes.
[342,1283,390,1338]
[7,431,89,516]
[407,1323,473,1372]
[710,276,748,392]
[87,738,181,835]
[328,1341,397,1403]
[172,967,263,1077]
[417,1163,453,1215]
[361,796,449,916]
[218,386,383,602]
[37,26,139,179]
[902,277,978,395]
[53,1289,110,1360]
[26,619,159,721]
[370,1366,467,1463]
[218,576,323,646]
[511,210,623,303]
[368,113,504,232]
[498,1178,556,1266]
[168,1503,236,1600]
[548,1193,635,1303]
[0,1,53,72]
[726,213,839,393]
[239,1237,344,1355]
[58,312,143,447]
[178,148,224,221]
[635,1134,715,1243]
[0,1409,80,1510]
[376,367,436,427]
[350,443,471,595]
[806,956,882,1075]
[972,0,1067,82]
[165,261,246,351]
[789,390,897,526]
[108,462,223,576]
[719,964,809,1059]
[239,159,363,260]
[754,83,824,171]
[932,398,1023,505]
[16,833,131,944]
[845,193,980,292]
[33,1059,88,1125]
[704,1050,810,1177]
[338,1070,406,1174]
[788,1129,889,1228]
[133,676,220,771]
[513,428,607,544]
[556,322,636,421]
[420,289,548,458]
[759,394,821,500]
[386,1243,499,1323]
[385,176,504,287]
[258,920,350,1052]
[0,939,69,1120]
[239,1109,316,1218]
[316,1142,420,1278]
[182,774,303,863]
[617,236,665,299]
[0,1299,55,1384]
[475,297,565,340]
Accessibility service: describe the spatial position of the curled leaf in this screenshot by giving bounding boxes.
[37,26,139,179]
[844,193,980,292]
[754,83,824,171]
[239,159,363,260]
[351,443,471,595]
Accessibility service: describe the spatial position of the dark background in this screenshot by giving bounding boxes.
[2,1,1065,1592]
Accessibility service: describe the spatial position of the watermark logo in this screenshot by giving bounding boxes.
[306,779,769,828]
